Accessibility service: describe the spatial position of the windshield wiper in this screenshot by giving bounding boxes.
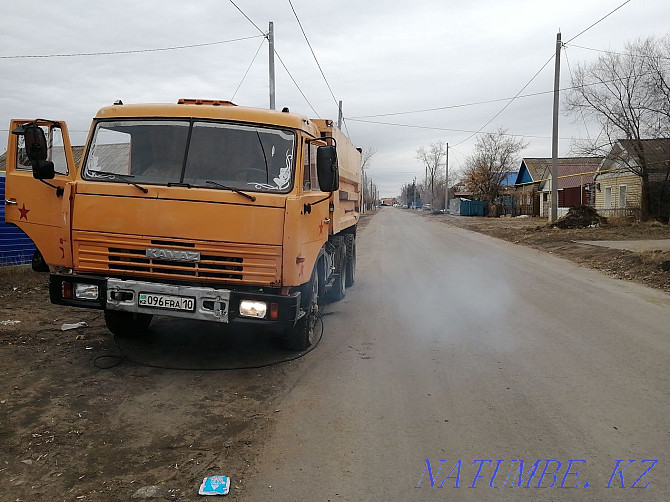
[88,170,148,194]
[205,181,256,202]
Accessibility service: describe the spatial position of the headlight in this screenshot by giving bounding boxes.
[239,300,267,319]
[75,283,99,300]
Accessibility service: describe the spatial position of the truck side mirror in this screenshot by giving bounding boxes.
[32,160,56,180]
[316,145,339,192]
[18,123,56,180]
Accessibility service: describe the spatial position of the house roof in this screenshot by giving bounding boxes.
[515,158,550,185]
[603,138,670,172]
[516,157,602,189]
[0,146,86,172]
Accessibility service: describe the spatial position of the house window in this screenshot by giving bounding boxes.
[619,185,627,208]
[604,187,612,209]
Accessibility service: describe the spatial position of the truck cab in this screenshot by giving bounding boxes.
[4,100,361,350]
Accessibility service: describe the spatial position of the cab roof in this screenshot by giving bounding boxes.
[94,100,319,136]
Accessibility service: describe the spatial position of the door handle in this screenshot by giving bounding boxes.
[324,218,331,224]
[4,199,17,205]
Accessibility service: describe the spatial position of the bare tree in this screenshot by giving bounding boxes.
[642,36,670,132]
[361,147,377,171]
[359,147,377,211]
[462,128,526,204]
[566,35,670,220]
[416,141,447,205]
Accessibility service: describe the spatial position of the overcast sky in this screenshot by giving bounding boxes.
[1,0,668,196]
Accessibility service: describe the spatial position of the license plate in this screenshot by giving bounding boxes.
[138,292,195,311]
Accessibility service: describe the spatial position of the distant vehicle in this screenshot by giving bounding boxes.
[410,201,423,209]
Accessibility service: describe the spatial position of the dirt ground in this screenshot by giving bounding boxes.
[0,213,378,501]
[422,211,670,293]
[0,266,301,501]
[1,210,667,500]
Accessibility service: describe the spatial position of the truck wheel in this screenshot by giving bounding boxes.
[345,234,356,287]
[282,267,319,351]
[31,249,49,272]
[326,240,347,302]
[104,310,153,337]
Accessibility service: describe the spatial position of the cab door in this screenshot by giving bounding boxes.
[4,119,77,268]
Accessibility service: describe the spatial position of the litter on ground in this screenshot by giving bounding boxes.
[60,321,88,331]
[198,475,230,496]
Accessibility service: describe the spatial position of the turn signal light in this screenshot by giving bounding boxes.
[62,281,73,299]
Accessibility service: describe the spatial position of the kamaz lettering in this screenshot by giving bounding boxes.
[145,248,201,262]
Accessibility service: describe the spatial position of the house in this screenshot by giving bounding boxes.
[512,158,550,216]
[537,157,602,217]
[594,138,670,220]
[513,157,602,217]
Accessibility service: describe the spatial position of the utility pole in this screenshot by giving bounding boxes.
[361,170,365,214]
[445,142,449,212]
[550,31,561,222]
[370,178,373,210]
[413,177,417,209]
[268,22,276,110]
[338,101,343,129]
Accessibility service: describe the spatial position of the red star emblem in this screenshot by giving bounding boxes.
[18,203,30,220]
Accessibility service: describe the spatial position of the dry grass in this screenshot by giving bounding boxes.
[636,249,670,265]
[0,264,33,282]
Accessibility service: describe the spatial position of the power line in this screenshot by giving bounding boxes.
[227,0,266,36]
[287,0,338,108]
[231,37,266,101]
[564,0,631,44]
[287,0,351,136]
[274,49,320,118]
[453,53,556,147]
[349,90,558,119]
[346,117,577,140]
[564,42,670,61]
[225,1,330,126]
[446,0,630,148]
[0,35,263,59]
[348,64,670,121]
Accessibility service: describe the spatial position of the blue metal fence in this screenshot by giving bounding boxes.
[0,174,36,265]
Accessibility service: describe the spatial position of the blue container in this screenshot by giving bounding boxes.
[460,199,487,216]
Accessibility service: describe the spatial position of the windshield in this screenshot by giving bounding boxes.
[82,119,296,193]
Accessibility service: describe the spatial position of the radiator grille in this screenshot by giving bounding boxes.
[74,233,281,285]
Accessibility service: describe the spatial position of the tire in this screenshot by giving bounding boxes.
[345,234,356,287]
[104,310,153,337]
[31,249,49,273]
[282,266,319,351]
[326,240,347,302]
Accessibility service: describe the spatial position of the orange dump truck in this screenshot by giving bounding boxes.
[3,100,361,350]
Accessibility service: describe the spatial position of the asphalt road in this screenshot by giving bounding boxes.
[240,208,670,501]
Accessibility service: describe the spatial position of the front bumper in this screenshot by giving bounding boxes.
[49,274,301,327]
